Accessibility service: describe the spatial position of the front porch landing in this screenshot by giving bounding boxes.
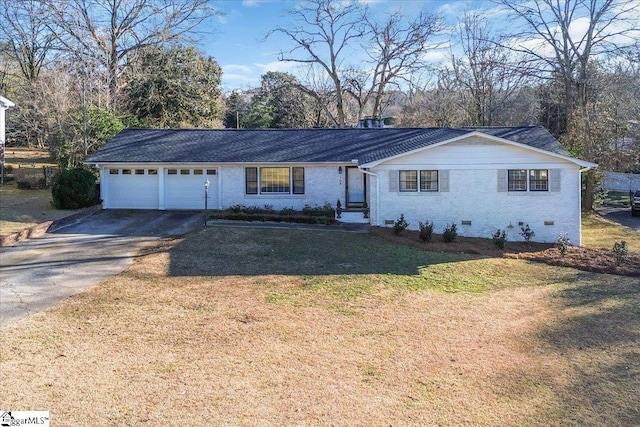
[337,211,370,224]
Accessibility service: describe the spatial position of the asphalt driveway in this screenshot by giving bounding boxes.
[597,206,640,231]
[0,210,203,327]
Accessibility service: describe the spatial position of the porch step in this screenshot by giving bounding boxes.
[337,211,370,224]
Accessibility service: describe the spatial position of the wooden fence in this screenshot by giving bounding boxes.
[10,165,58,188]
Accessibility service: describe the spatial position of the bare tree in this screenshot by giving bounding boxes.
[268,0,365,127]
[0,0,59,83]
[47,0,221,112]
[450,11,525,126]
[0,0,63,147]
[498,0,638,124]
[400,70,466,127]
[497,0,640,208]
[359,9,445,119]
[270,0,445,126]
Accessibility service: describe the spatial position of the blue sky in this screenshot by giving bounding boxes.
[200,0,640,91]
[202,0,469,91]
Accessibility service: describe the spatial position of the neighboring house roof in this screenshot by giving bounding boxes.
[86,126,584,166]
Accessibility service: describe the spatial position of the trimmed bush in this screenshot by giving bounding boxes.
[212,204,336,225]
[418,221,434,243]
[492,229,507,249]
[556,233,571,257]
[442,223,458,243]
[393,214,409,235]
[520,224,535,243]
[613,241,628,266]
[279,207,296,216]
[302,203,334,217]
[51,168,99,209]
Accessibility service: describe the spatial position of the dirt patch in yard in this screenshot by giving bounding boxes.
[370,226,640,277]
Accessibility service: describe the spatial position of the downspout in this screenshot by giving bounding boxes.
[358,166,379,227]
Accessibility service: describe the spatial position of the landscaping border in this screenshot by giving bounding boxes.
[0,204,102,247]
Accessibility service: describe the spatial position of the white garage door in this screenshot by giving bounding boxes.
[165,168,218,210]
[106,168,159,209]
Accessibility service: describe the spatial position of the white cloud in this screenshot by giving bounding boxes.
[223,64,253,74]
[221,64,259,89]
[437,2,467,17]
[241,0,286,6]
[254,60,299,74]
[241,0,263,7]
[221,60,311,89]
[221,73,260,90]
[421,49,449,64]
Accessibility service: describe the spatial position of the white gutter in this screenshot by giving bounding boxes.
[358,165,379,227]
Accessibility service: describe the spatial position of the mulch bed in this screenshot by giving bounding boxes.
[370,227,640,277]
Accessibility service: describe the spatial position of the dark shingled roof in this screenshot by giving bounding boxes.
[86,126,573,164]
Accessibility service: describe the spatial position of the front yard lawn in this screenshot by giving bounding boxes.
[1,224,638,426]
[0,181,71,235]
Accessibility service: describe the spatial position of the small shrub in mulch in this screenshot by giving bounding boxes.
[393,214,409,235]
[519,223,535,243]
[442,223,458,243]
[492,229,507,250]
[613,241,629,266]
[418,221,434,243]
[555,233,571,257]
[370,227,640,277]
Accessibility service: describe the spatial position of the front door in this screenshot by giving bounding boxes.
[346,167,366,209]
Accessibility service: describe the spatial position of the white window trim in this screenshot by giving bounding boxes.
[507,169,549,192]
[398,169,440,193]
[245,166,305,196]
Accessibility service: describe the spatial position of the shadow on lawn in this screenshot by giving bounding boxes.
[535,278,640,424]
[167,226,474,277]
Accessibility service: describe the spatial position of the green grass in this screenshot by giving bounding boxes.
[0,181,72,235]
[582,214,640,252]
[169,226,582,309]
[167,218,639,315]
[600,191,631,207]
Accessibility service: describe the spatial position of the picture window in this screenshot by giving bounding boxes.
[245,167,304,195]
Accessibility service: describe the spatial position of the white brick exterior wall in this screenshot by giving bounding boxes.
[219,165,343,211]
[367,137,585,245]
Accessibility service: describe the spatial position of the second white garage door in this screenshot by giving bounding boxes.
[165,168,218,210]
